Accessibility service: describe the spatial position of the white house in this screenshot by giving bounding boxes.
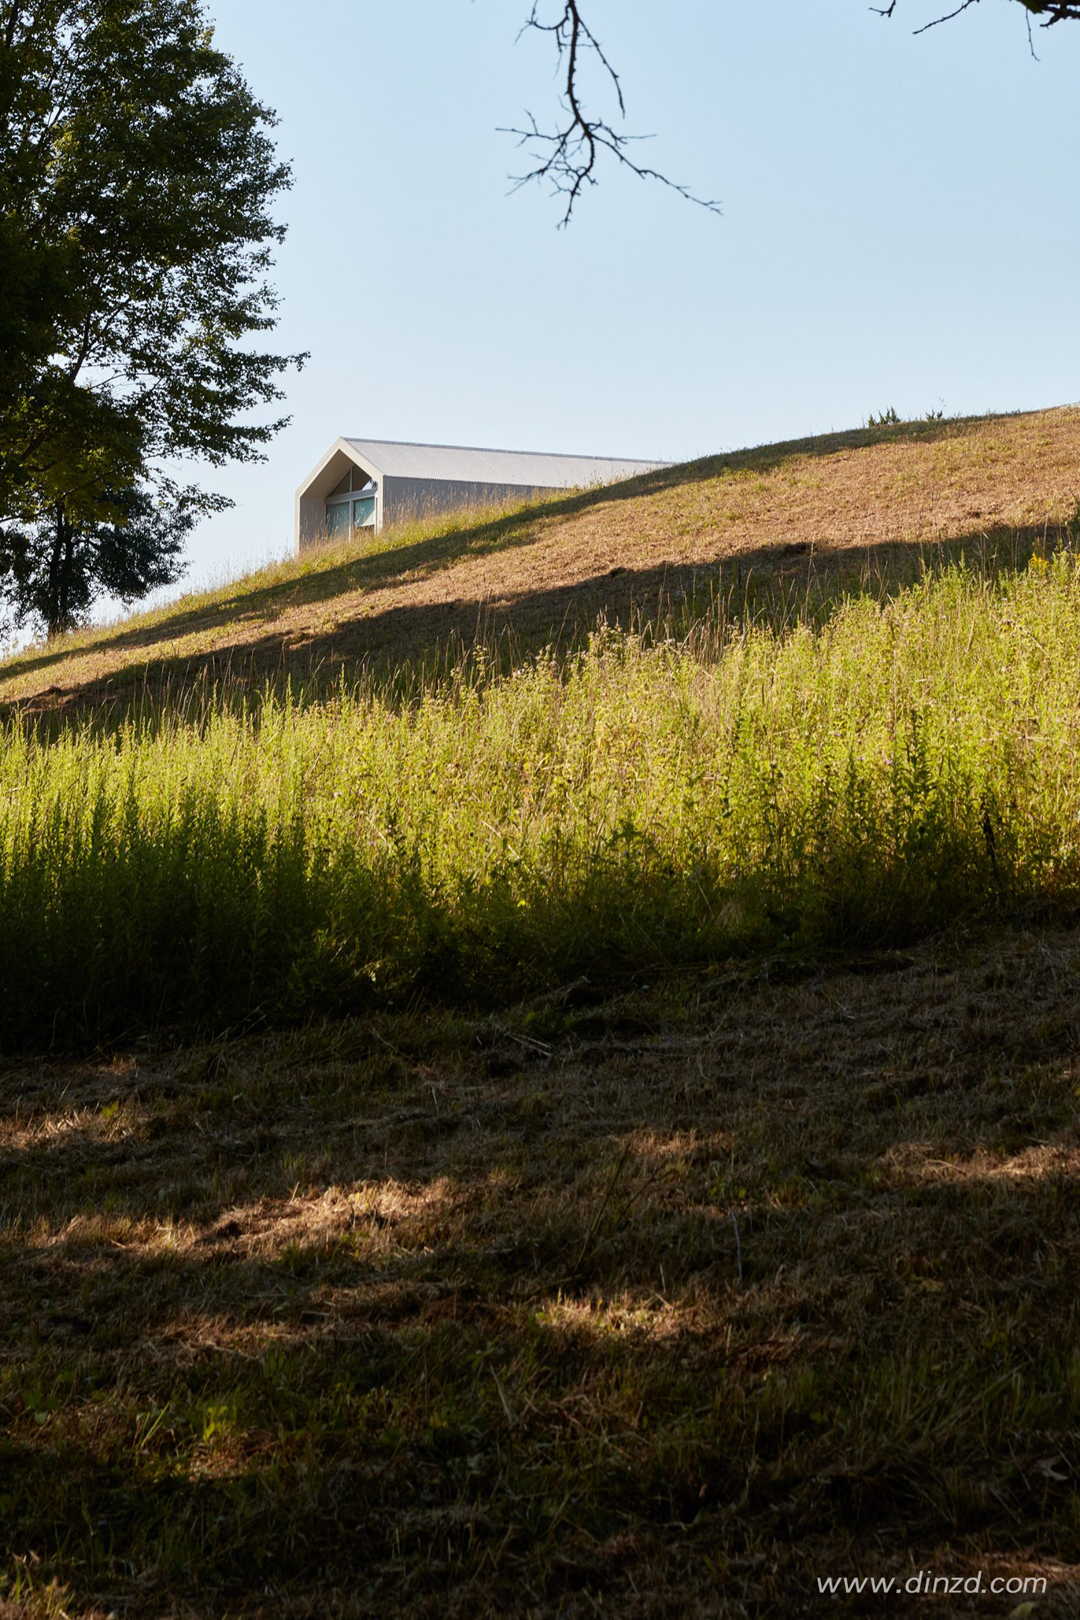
[294,437,670,551]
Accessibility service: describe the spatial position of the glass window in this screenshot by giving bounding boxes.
[353,497,376,528]
[351,467,375,493]
[328,470,351,497]
[325,501,351,538]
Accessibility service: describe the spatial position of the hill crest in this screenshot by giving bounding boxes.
[3,404,1079,714]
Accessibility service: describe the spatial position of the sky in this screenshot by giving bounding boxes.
[151,0,1080,596]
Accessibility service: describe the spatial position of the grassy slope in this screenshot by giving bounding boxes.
[2,409,1080,1618]
[3,404,1080,712]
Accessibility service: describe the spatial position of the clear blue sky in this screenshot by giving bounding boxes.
[165,0,1080,589]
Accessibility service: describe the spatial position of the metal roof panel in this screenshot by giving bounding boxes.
[342,438,670,488]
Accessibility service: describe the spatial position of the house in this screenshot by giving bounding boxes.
[294,437,670,550]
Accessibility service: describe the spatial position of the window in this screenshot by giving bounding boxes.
[325,501,351,539]
[329,464,376,499]
[353,497,376,528]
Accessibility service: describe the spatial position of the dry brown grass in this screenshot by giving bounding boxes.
[3,926,1079,1615]
[3,405,1080,715]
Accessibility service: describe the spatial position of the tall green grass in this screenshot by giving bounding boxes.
[4,555,1080,1047]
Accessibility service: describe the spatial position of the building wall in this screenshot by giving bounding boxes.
[381,477,562,529]
[296,447,571,551]
[295,443,381,549]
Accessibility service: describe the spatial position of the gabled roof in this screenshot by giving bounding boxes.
[342,437,669,488]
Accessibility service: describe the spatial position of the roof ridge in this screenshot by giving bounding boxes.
[344,436,669,465]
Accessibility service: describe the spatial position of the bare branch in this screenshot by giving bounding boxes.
[504,2,720,227]
[912,0,982,33]
[1023,1,1080,20]
[508,0,1080,226]
[875,0,1080,30]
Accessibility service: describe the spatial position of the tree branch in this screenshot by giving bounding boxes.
[503,2,720,226]
[874,1,1080,30]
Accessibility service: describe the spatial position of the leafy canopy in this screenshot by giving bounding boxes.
[0,0,303,632]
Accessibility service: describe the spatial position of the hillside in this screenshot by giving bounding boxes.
[4,406,1080,1620]
[3,404,1079,711]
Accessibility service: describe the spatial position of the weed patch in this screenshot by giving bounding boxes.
[5,560,1080,1043]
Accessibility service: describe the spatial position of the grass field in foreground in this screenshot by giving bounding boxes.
[1,930,1078,1617]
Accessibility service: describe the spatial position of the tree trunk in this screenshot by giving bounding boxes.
[46,504,74,638]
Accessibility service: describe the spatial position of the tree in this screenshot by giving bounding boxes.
[1,483,201,637]
[0,0,303,636]
[511,1,1080,224]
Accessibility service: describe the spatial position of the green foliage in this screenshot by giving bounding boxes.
[866,406,901,427]
[4,555,1080,1045]
[2,484,198,635]
[0,0,302,631]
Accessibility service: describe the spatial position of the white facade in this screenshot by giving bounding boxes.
[294,437,670,550]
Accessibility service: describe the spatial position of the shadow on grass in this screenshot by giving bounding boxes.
[0,409,1025,699]
[2,934,1079,1615]
[4,518,1062,735]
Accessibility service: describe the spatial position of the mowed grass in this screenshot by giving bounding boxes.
[3,411,1080,1615]
[3,404,1080,714]
[1,936,1078,1616]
